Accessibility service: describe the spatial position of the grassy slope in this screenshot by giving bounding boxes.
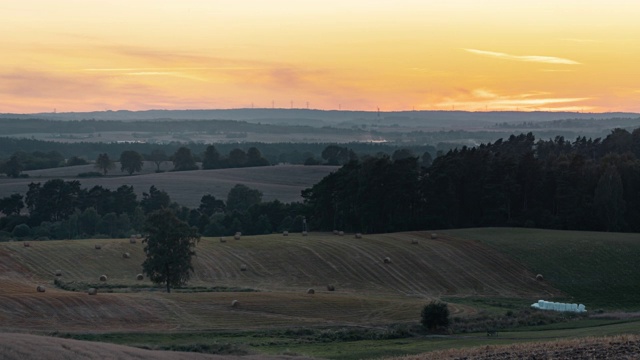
[0,164,338,207]
[444,228,640,309]
[0,232,551,332]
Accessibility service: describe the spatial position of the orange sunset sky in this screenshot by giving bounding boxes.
[1,0,639,113]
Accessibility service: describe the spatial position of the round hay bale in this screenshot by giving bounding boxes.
[54,269,62,277]
[338,231,344,236]
[411,239,419,244]
[219,237,226,243]
[536,274,544,281]
[231,300,239,307]
[88,288,97,295]
[333,230,339,235]
[99,274,108,282]
[430,233,438,239]
[326,284,335,291]
[129,236,137,244]
[234,234,241,240]
[283,231,289,236]
[307,288,315,294]
[383,257,392,264]
[23,242,30,247]
[136,273,144,281]
[94,244,102,250]
[302,231,308,236]
[240,264,247,271]
[122,252,130,259]
[355,233,362,239]
[36,285,46,293]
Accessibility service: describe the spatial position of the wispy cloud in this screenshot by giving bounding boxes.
[464,49,580,65]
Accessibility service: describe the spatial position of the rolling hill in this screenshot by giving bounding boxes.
[0,231,554,333]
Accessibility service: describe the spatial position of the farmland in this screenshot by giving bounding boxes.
[0,164,338,207]
[1,228,640,358]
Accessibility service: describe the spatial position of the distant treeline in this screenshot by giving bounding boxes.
[303,128,640,233]
[0,137,436,168]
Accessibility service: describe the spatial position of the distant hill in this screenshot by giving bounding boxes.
[2,109,638,128]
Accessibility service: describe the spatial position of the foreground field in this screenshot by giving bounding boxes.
[0,231,552,332]
[0,164,338,207]
[1,228,640,358]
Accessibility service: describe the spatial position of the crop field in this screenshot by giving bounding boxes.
[444,228,640,309]
[1,228,640,359]
[0,164,338,207]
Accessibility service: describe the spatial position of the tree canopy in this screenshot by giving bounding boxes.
[142,209,200,293]
[119,150,144,175]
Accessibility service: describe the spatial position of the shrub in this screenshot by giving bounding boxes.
[12,223,31,238]
[77,171,104,178]
[421,301,450,332]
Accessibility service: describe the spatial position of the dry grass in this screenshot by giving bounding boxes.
[389,334,640,360]
[0,232,556,333]
[0,333,313,360]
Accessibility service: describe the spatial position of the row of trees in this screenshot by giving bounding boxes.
[0,178,305,241]
[303,129,640,233]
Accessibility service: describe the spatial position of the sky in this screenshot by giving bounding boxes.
[1,0,639,113]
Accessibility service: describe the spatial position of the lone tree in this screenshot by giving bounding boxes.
[148,149,168,172]
[172,147,198,171]
[119,150,144,175]
[95,153,114,175]
[142,209,200,293]
[421,301,450,332]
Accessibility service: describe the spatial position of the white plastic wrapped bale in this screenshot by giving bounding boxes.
[531,300,586,313]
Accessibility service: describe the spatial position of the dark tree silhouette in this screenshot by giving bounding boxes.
[142,209,200,293]
[119,150,144,175]
[94,153,114,175]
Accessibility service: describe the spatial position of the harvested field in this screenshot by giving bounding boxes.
[0,232,554,332]
[0,164,338,207]
[389,334,640,360]
[0,333,312,360]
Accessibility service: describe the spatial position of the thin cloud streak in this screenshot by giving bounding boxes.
[464,49,581,65]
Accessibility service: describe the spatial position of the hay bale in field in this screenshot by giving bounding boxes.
[326,284,335,291]
[283,231,289,236]
[231,300,239,307]
[307,288,315,294]
[129,236,136,244]
[234,232,241,240]
[411,239,419,244]
[536,274,544,281]
[136,273,144,281]
[54,269,62,277]
[430,233,438,239]
[122,252,131,259]
[99,275,108,282]
[219,237,226,243]
[88,288,97,295]
[302,231,308,236]
[94,244,102,250]
[23,242,30,247]
[36,285,46,293]
[383,257,392,264]
[240,264,247,271]
[355,233,362,239]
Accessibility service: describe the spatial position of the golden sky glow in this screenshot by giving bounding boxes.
[1,0,639,113]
